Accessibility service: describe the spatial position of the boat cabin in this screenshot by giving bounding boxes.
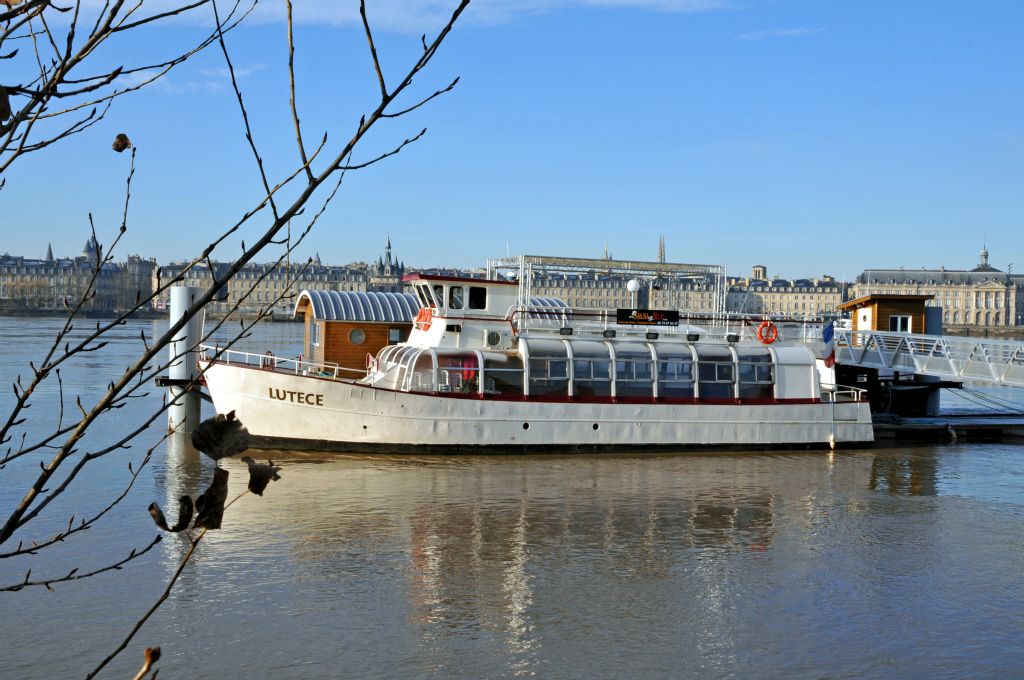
[293,290,418,369]
[403,273,523,350]
[369,337,819,403]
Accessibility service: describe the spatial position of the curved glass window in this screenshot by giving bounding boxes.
[438,352,478,393]
[407,350,435,392]
[484,354,523,396]
[524,339,569,397]
[656,344,694,399]
[615,343,654,398]
[696,345,734,399]
[571,341,612,398]
[737,348,774,400]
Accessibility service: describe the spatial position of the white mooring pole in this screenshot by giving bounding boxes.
[167,286,203,434]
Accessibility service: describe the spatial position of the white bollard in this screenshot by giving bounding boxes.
[167,286,203,434]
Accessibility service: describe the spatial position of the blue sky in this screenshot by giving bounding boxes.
[3,0,1022,280]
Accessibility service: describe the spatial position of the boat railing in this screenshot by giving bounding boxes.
[199,344,365,379]
[512,306,833,345]
[820,383,868,403]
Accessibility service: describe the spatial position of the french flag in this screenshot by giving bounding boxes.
[822,321,836,368]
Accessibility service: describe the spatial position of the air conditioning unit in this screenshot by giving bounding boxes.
[483,329,512,349]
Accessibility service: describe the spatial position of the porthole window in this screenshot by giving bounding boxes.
[349,328,366,345]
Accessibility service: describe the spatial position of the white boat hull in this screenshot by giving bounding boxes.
[201,361,874,453]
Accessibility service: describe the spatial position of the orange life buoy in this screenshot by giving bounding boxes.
[756,320,779,345]
[415,307,433,331]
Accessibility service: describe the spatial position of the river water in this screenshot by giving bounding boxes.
[1,317,1023,679]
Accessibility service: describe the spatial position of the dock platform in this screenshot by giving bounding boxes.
[873,413,1024,442]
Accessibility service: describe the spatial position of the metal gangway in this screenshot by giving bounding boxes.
[834,329,1024,387]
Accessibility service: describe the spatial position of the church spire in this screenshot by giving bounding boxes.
[45,243,54,262]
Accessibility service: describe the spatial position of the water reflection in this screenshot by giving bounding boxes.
[4,316,1024,678]
[869,450,939,496]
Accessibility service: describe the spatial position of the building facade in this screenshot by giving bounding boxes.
[0,238,156,313]
[851,247,1024,328]
[152,240,406,316]
[726,267,848,318]
[529,271,723,314]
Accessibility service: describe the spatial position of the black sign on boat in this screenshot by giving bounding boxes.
[616,308,680,326]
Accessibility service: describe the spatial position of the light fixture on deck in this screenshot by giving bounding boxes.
[603,329,616,338]
[559,327,573,336]
[727,333,740,344]
[646,331,659,340]
[686,333,700,342]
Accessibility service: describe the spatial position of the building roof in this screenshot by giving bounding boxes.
[837,293,934,311]
[856,269,1018,285]
[293,290,419,322]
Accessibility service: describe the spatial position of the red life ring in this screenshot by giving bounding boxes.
[756,320,779,345]
[415,307,433,331]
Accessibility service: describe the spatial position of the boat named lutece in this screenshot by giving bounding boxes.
[199,264,873,452]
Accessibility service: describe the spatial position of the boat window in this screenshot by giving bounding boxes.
[657,358,694,398]
[468,286,487,310]
[696,345,734,399]
[484,354,524,396]
[388,327,404,343]
[529,358,569,396]
[615,346,654,398]
[433,285,445,308]
[438,353,478,393]
[574,358,612,398]
[408,351,435,392]
[737,349,774,399]
[523,339,569,397]
[414,284,432,308]
[449,286,464,310]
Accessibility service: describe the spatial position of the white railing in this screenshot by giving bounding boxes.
[515,309,831,345]
[834,329,1024,387]
[199,344,366,380]
[820,383,868,403]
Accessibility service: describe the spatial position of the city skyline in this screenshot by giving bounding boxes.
[2,1,1021,277]
[2,235,1011,284]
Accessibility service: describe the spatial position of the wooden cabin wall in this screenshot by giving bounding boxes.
[872,300,926,333]
[321,321,411,372]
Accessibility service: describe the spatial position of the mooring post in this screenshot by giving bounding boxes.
[167,286,203,434]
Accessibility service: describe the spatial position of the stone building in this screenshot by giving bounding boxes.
[152,239,404,316]
[529,272,723,314]
[726,267,848,318]
[0,238,156,313]
[366,237,405,292]
[851,247,1024,328]
[153,258,370,316]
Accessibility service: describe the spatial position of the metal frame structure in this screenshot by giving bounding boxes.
[834,329,1024,387]
[486,254,728,318]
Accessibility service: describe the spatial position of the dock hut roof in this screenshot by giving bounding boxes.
[293,290,419,322]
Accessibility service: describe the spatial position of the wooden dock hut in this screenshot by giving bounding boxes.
[837,293,934,334]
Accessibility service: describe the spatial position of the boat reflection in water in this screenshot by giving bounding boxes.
[139,444,1024,679]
